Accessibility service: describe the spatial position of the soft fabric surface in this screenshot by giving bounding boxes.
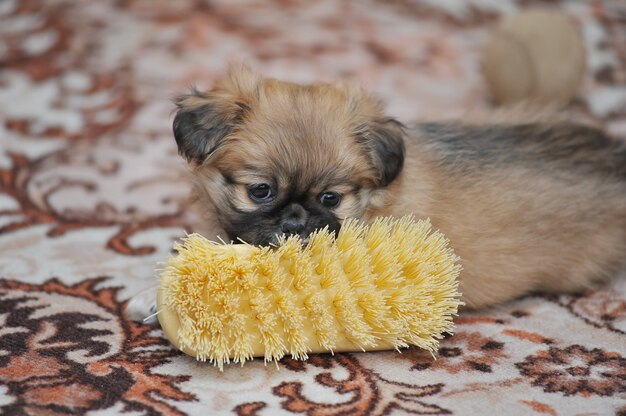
[1,0,625,415]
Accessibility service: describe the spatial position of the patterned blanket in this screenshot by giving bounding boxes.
[1,0,625,414]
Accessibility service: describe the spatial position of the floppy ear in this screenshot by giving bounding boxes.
[360,117,406,186]
[173,67,260,164]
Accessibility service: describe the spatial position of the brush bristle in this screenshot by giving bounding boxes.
[158,216,463,370]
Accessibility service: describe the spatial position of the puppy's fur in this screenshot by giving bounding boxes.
[127,67,626,320]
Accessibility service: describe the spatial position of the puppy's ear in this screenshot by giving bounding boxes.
[173,67,260,164]
[359,117,406,186]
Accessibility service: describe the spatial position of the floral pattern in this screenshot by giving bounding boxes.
[0,278,194,415]
[517,345,626,397]
[1,0,625,414]
[405,331,508,374]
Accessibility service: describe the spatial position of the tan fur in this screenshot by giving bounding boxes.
[180,67,626,310]
[372,153,626,308]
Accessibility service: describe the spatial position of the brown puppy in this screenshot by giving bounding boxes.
[126,67,626,321]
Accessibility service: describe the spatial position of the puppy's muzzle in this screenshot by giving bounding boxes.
[279,203,308,238]
[281,218,305,235]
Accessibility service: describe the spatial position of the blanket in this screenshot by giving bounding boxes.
[1,0,625,414]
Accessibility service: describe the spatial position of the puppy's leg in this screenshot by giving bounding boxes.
[125,286,159,325]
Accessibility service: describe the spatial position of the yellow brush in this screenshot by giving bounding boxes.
[157,216,462,370]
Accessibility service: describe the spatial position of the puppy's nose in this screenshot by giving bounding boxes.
[281,219,305,235]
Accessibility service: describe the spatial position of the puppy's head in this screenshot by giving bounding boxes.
[174,67,405,245]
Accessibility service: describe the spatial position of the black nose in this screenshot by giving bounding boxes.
[281,219,305,235]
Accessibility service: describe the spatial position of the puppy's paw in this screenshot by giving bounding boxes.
[125,286,159,325]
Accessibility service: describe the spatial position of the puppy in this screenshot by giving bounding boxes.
[126,67,626,321]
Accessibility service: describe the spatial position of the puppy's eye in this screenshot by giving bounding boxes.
[319,191,341,208]
[248,183,273,202]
